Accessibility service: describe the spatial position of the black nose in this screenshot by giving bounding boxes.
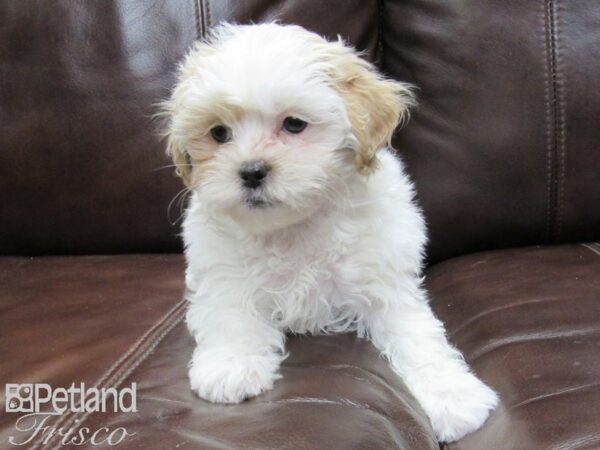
[239,160,271,189]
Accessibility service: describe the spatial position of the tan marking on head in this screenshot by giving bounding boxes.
[158,38,224,187]
[324,41,415,174]
[160,24,415,185]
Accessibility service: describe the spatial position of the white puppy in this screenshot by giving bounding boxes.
[161,23,497,442]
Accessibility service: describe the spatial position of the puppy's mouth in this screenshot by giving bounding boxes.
[243,194,274,209]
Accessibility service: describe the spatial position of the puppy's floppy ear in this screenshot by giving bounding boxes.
[158,39,221,188]
[157,99,192,187]
[328,44,415,175]
[165,126,193,187]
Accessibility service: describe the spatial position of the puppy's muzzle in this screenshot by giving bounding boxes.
[239,160,271,189]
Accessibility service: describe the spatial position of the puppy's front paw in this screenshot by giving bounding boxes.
[189,351,282,404]
[416,371,498,443]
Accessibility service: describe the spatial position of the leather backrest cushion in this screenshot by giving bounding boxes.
[0,0,378,256]
[2,0,599,262]
[385,0,600,263]
[0,0,196,255]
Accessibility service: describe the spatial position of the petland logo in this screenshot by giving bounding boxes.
[5,383,137,446]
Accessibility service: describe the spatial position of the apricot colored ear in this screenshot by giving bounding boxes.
[158,39,219,187]
[156,97,191,186]
[329,46,414,174]
[165,131,192,186]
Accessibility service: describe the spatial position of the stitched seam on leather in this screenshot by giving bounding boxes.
[47,306,186,450]
[33,299,186,449]
[377,0,384,68]
[193,0,202,40]
[197,0,210,39]
[544,0,564,243]
[205,0,212,29]
[553,0,567,242]
[43,301,186,449]
[542,0,554,244]
[33,300,185,448]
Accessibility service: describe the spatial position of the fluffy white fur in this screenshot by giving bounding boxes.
[162,23,498,443]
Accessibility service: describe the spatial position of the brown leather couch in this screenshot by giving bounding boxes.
[2,1,599,449]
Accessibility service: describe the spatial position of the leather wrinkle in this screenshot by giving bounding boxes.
[510,380,600,410]
[580,242,600,256]
[265,397,372,410]
[469,326,600,362]
[550,433,600,450]
[283,363,375,385]
[279,362,426,417]
[449,295,571,339]
[259,397,412,442]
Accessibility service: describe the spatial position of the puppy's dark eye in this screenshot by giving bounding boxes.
[210,125,231,143]
[283,117,307,134]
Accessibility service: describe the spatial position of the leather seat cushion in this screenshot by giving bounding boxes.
[0,255,186,446]
[426,243,600,449]
[3,244,598,449]
[0,255,437,450]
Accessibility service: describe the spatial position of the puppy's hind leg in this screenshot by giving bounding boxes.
[362,277,498,443]
[186,297,286,404]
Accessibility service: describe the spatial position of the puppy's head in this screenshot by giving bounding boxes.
[161,23,413,233]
